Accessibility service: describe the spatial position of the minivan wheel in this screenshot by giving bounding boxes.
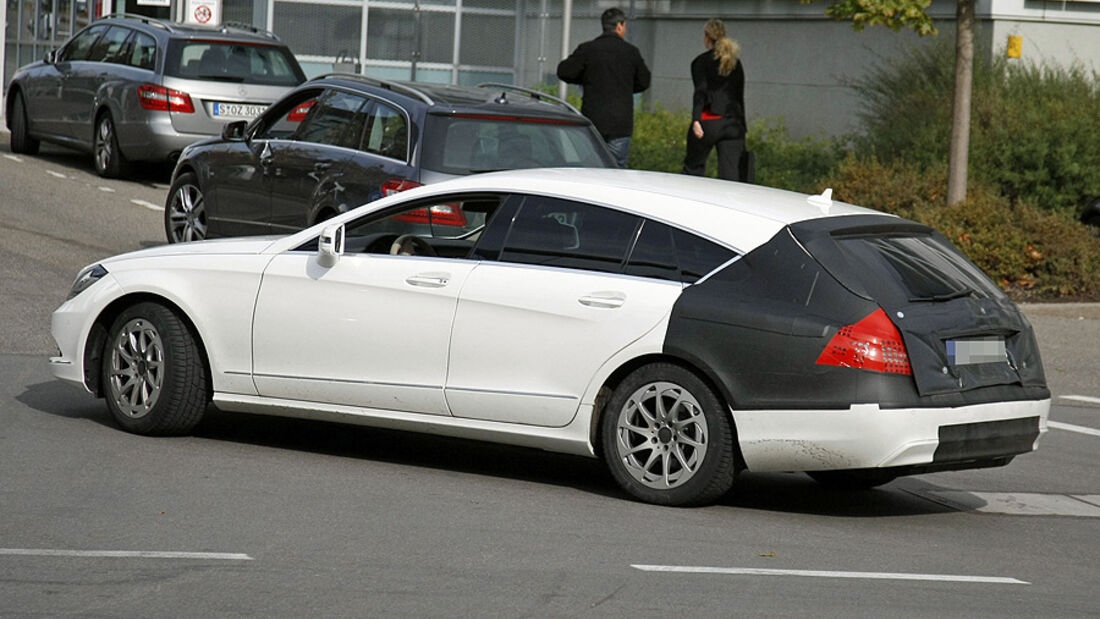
[94,112,127,178]
[102,302,208,435]
[10,92,40,155]
[600,363,735,506]
[165,172,207,242]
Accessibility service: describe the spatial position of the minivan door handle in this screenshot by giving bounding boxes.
[579,292,625,309]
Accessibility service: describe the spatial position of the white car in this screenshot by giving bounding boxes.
[50,169,1051,506]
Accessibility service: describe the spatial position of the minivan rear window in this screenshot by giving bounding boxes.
[421,115,613,174]
[835,233,1004,302]
[165,41,304,86]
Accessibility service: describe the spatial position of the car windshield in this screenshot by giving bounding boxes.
[165,40,304,86]
[421,115,613,175]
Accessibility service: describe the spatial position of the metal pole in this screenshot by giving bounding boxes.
[557,0,570,100]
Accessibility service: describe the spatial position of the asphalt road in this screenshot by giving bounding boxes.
[2,134,1098,617]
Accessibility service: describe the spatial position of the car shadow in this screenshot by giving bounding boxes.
[4,141,173,185]
[18,379,968,516]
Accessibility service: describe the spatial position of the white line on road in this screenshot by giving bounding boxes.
[631,564,1028,585]
[3,154,22,162]
[0,548,253,561]
[98,186,116,193]
[1061,395,1100,406]
[131,199,164,211]
[46,170,69,179]
[1049,421,1100,438]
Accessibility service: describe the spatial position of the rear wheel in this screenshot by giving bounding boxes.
[94,112,127,178]
[102,302,208,435]
[10,92,40,155]
[165,172,207,243]
[600,363,735,506]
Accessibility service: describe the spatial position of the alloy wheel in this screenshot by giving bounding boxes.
[106,318,165,419]
[167,183,207,242]
[614,381,709,490]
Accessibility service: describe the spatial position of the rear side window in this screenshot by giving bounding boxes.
[836,234,1004,301]
[625,221,736,284]
[294,91,368,147]
[361,102,408,161]
[500,197,640,274]
[126,32,157,70]
[166,41,304,86]
[422,116,612,174]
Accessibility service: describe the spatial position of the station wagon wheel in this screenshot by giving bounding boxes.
[94,112,127,178]
[165,172,207,242]
[102,302,208,435]
[601,363,735,506]
[10,92,40,155]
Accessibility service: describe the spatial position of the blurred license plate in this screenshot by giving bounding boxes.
[212,103,266,118]
[946,337,1006,365]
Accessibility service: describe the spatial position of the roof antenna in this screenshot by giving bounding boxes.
[808,188,833,214]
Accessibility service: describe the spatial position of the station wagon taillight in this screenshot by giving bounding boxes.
[138,84,195,113]
[287,99,315,122]
[816,309,912,375]
[380,179,422,197]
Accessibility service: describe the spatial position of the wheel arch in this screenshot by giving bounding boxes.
[84,292,213,399]
[590,352,747,472]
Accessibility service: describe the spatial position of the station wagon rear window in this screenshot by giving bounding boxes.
[165,41,304,86]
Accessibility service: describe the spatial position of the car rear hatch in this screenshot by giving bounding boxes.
[161,38,305,136]
[790,215,1047,398]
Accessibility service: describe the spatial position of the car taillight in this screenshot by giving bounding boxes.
[816,308,912,375]
[394,204,467,227]
[380,179,422,197]
[138,84,195,113]
[287,99,315,122]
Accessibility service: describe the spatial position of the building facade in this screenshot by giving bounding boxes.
[4,0,1100,137]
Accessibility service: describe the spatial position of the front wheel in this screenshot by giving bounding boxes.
[600,363,735,506]
[102,302,209,435]
[10,92,40,155]
[94,112,127,178]
[165,172,207,243]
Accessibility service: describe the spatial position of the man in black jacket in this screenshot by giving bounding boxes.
[557,8,651,168]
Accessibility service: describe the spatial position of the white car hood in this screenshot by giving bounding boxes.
[101,237,284,265]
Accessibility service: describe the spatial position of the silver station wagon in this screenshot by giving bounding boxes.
[5,14,305,177]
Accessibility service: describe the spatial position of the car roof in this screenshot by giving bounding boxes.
[94,15,284,45]
[396,168,887,253]
[304,74,587,121]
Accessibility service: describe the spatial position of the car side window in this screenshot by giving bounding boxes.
[124,32,157,70]
[499,196,641,274]
[255,89,324,140]
[361,102,408,161]
[623,221,736,284]
[297,195,503,258]
[671,228,737,283]
[294,91,368,147]
[87,26,131,63]
[58,26,107,62]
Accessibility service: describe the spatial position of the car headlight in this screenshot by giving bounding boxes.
[68,264,109,300]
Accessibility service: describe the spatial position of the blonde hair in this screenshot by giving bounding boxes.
[704,18,740,77]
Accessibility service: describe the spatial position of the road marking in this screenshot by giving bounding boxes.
[1049,421,1100,438]
[924,491,1100,518]
[1061,395,1100,406]
[3,154,22,162]
[98,186,116,193]
[631,564,1027,585]
[131,199,164,211]
[46,170,69,179]
[0,548,253,561]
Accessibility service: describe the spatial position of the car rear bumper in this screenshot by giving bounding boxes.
[733,397,1050,472]
[117,113,210,162]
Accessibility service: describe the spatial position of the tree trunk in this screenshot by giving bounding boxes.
[947,0,975,206]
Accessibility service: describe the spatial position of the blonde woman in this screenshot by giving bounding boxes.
[682,19,748,181]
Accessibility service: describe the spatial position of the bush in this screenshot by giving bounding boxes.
[851,40,1100,213]
[821,157,1100,299]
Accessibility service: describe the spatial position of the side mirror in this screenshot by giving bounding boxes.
[317,223,345,268]
[44,50,58,64]
[221,120,248,142]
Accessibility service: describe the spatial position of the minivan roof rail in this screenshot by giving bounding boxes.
[477,83,580,115]
[97,13,176,32]
[314,73,435,106]
[220,21,280,41]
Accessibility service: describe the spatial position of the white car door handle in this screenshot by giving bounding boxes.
[406,273,451,288]
[579,293,625,309]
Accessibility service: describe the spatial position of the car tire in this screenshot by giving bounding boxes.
[600,363,735,506]
[165,172,207,243]
[102,302,209,435]
[94,112,127,178]
[10,92,40,155]
[807,470,898,490]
